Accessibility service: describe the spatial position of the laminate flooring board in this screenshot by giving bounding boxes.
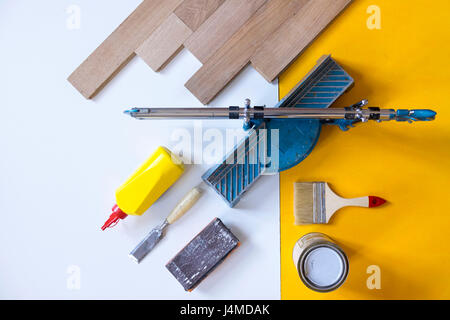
[68,0,353,103]
[251,0,353,82]
[136,0,227,72]
[185,0,310,104]
[184,0,268,64]
[68,0,184,99]
[174,0,226,31]
[136,13,193,72]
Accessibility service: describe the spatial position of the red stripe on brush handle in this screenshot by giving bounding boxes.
[368,196,387,208]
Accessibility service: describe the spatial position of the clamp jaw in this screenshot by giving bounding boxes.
[326,99,370,131]
[242,98,265,131]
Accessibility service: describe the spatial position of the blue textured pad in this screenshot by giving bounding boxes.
[275,55,354,109]
[202,121,267,207]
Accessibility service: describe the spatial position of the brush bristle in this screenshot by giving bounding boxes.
[294,182,315,225]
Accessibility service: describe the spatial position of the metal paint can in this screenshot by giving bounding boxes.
[293,232,349,292]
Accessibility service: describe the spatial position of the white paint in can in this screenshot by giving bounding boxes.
[293,232,349,292]
[304,247,344,287]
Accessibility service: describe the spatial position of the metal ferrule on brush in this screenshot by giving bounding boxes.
[313,182,327,224]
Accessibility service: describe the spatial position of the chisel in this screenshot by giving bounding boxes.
[129,187,202,263]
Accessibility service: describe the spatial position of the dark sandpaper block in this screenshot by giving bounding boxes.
[166,218,240,291]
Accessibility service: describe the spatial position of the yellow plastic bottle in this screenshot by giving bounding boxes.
[101,146,184,230]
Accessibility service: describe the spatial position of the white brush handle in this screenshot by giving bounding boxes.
[166,187,202,224]
[341,196,369,208]
[325,183,369,223]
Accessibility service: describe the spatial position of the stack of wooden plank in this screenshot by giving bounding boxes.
[68,0,353,104]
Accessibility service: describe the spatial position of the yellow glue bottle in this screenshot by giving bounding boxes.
[101,146,184,230]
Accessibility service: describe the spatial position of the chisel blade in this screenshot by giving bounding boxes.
[129,223,167,263]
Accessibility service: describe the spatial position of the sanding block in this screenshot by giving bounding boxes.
[166,218,240,291]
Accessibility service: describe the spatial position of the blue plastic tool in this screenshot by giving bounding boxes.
[203,55,354,206]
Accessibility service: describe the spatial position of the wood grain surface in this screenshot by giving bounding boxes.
[136,13,193,72]
[184,0,268,64]
[136,0,225,72]
[251,0,353,82]
[68,0,353,103]
[174,0,226,31]
[68,0,183,99]
[185,0,310,104]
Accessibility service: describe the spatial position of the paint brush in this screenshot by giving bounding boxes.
[294,182,386,225]
[129,187,202,263]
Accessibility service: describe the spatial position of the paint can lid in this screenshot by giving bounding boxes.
[300,244,349,292]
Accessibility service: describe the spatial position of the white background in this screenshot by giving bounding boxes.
[0,0,280,299]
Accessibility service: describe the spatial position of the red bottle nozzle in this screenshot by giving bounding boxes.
[101,204,128,230]
[368,196,387,208]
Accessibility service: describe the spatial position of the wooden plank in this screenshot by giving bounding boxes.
[185,0,310,104]
[174,0,226,31]
[68,0,184,99]
[251,0,353,82]
[136,0,223,72]
[184,0,268,64]
[135,14,193,72]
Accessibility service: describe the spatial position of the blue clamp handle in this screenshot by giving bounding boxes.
[396,109,436,122]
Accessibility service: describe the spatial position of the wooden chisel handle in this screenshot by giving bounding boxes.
[166,187,202,224]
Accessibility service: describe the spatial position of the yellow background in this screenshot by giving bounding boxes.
[279,0,450,299]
